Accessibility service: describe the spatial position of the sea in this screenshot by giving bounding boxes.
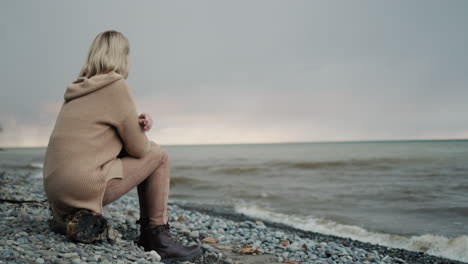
[1,140,467,262]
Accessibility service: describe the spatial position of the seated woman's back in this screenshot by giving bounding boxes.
[43,71,150,216]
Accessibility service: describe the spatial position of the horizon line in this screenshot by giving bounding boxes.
[1,137,467,148]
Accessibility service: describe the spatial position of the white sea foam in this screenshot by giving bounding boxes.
[29,162,44,179]
[29,162,43,169]
[234,204,468,262]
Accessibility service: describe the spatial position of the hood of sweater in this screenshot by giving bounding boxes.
[64,71,124,102]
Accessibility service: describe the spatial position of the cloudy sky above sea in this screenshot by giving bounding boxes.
[1,0,467,147]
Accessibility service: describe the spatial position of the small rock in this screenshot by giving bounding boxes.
[62,252,79,259]
[145,250,161,262]
[189,231,199,238]
[180,229,191,234]
[202,237,217,244]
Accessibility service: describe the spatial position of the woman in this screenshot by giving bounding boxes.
[42,30,201,263]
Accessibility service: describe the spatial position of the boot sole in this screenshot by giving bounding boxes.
[66,209,108,243]
[160,247,202,264]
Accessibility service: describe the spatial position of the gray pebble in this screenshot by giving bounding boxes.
[189,230,199,238]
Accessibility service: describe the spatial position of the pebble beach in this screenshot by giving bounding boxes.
[0,167,466,264]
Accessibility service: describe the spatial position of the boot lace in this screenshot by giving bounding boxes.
[162,223,185,246]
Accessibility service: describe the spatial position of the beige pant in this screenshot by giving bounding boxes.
[102,141,170,226]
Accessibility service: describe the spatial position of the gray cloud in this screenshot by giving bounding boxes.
[1,0,467,146]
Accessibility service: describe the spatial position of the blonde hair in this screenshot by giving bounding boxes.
[77,30,130,79]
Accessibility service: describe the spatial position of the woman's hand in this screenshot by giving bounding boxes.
[138,112,153,131]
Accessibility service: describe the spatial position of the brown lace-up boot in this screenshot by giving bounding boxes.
[136,218,202,264]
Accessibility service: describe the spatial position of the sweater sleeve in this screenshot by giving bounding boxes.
[114,81,151,159]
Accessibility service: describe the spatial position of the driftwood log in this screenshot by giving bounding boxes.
[49,209,121,243]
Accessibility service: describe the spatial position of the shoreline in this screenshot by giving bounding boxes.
[171,201,467,264]
[0,167,466,264]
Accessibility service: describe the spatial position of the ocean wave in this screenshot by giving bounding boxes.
[232,190,283,200]
[170,193,197,198]
[29,162,44,169]
[172,165,212,170]
[191,183,224,190]
[0,162,43,169]
[172,157,431,174]
[266,157,425,170]
[410,207,468,217]
[170,177,202,185]
[234,204,468,262]
[450,185,468,191]
[212,167,266,175]
[172,158,442,176]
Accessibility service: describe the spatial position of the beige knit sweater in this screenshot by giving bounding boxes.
[42,70,151,217]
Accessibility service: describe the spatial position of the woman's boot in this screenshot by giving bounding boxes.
[136,219,202,264]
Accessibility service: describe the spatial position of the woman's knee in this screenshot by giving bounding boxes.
[160,148,169,164]
[148,141,169,164]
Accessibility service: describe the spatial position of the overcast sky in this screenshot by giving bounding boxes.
[1,0,467,147]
